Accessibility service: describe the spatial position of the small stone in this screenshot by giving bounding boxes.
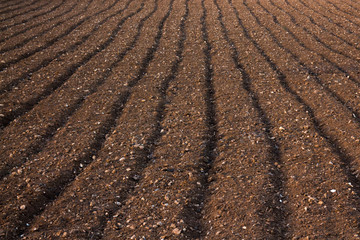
[172,228,181,235]
[20,205,26,210]
[330,189,336,193]
[318,200,323,205]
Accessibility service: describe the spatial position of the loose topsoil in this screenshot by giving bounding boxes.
[1,0,360,239]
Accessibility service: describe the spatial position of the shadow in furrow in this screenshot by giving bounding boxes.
[0,0,122,72]
[0,0,34,14]
[0,0,50,25]
[0,0,79,45]
[0,1,146,180]
[218,0,289,238]
[298,0,359,34]
[0,1,95,95]
[254,1,360,85]
[318,0,360,28]
[235,0,360,231]
[0,0,68,53]
[243,1,360,128]
[179,0,217,238]
[96,1,189,238]
[266,0,360,64]
[323,0,360,19]
[280,0,360,51]
[0,0,136,129]
[8,0,176,238]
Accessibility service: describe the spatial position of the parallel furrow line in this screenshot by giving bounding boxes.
[0,0,67,52]
[299,0,360,33]
[98,0,184,237]
[0,0,175,238]
[0,0,94,94]
[0,0,143,179]
[244,1,360,129]
[240,0,360,216]
[0,0,121,72]
[216,0,289,238]
[282,0,360,51]
[0,0,32,14]
[323,0,360,20]
[0,0,80,45]
[0,0,138,128]
[253,1,360,87]
[0,0,50,25]
[176,0,218,237]
[296,0,358,35]
[231,0,360,236]
[266,0,360,64]
[21,0,179,237]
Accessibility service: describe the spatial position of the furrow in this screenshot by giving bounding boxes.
[103,0,213,238]
[0,0,51,25]
[179,0,218,238]
[282,0,360,51]
[0,0,93,93]
[253,1,360,87]
[298,0,360,34]
[0,0,175,238]
[266,0,360,64]
[0,0,120,72]
[0,0,24,9]
[249,0,360,183]
[1,0,359,239]
[0,0,40,19]
[0,0,135,128]
[0,0,142,179]
[0,0,33,15]
[0,0,65,33]
[316,0,360,27]
[0,0,78,47]
[322,0,360,20]
[230,0,360,237]
[258,0,360,72]
[198,1,282,240]
[241,1,360,141]
[26,0,190,238]
[21,2,163,235]
[205,0,289,238]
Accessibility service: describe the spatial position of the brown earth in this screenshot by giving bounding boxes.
[0,0,360,239]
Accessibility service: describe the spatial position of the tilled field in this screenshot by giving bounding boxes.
[1,0,360,239]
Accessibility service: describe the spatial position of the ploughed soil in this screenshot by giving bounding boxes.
[1,0,360,239]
